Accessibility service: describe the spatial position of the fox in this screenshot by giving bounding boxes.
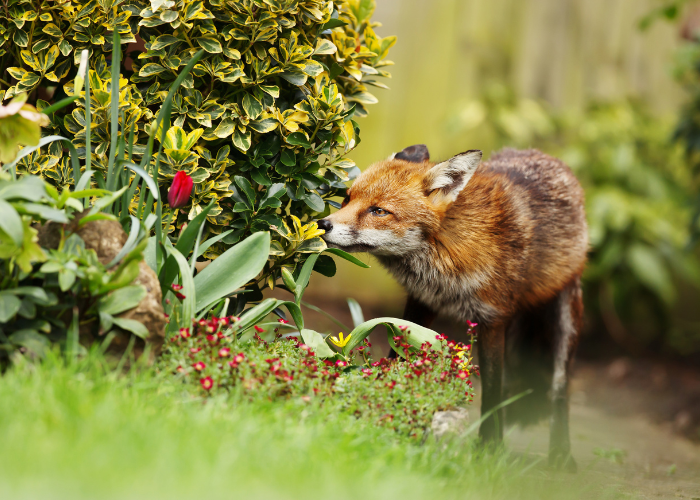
[317,144,587,470]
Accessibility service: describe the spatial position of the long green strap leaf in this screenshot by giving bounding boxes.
[294,253,319,304]
[193,231,270,312]
[169,247,196,328]
[342,317,442,357]
[106,30,122,192]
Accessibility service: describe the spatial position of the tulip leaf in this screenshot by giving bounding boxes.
[342,318,442,357]
[193,231,270,312]
[301,328,335,358]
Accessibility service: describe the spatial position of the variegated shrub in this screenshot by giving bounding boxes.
[1,0,394,283]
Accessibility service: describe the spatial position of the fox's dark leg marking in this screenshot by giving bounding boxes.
[548,277,582,472]
[478,322,506,444]
[388,295,437,359]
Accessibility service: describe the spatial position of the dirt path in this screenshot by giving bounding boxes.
[502,366,700,499]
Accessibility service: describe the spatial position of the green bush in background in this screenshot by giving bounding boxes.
[1,0,395,264]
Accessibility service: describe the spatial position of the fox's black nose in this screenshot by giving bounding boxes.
[317,219,333,233]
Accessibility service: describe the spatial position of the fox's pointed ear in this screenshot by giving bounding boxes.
[424,150,482,205]
[389,144,430,163]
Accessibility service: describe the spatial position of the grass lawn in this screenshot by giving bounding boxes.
[0,350,623,500]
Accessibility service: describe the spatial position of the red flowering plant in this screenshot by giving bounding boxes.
[159,315,478,439]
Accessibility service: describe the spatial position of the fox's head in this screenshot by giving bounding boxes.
[319,145,482,256]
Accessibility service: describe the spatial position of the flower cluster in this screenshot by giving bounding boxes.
[159,318,480,439]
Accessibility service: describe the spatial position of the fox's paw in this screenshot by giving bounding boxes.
[548,449,577,473]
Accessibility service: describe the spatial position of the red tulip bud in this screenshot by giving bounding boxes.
[168,171,193,208]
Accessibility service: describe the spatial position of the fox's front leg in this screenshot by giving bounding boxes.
[477,322,506,444]
[388,295,437,359]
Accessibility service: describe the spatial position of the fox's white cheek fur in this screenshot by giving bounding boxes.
[362,228,424,255]
[323,223,423,255]
[321,223,357,247]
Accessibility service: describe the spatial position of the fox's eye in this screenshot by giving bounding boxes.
[341,193,350,207]
[369,206,390,217]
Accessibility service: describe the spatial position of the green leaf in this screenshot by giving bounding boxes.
[324,248,370,268]
[242,93,263,120]
[0,175,46,201]
[8,329,49,356]
[343,317,441,357]
[303,192,325,212]
[301,329,335,358]
[196,230,232,258]
[0,199,24,247]
[249,118,277,133]
[193,232,270,312]
[196,37,222,53]
[139,63,167,77]
[111,317,149,339]
[58,268,76,291]
[282,301,304,330]
[322,19,348,30]
[99,285,146,315]
[627,244,675,304]
[286,132,310,148]
[297,237,326,253]
[281,267,296,292]
[13,29,29,47]
[235,298,281,332]
[151,35,183,51]
[234,176,256,207]
[314,38,338,55]
[347,298,365,328]
[169,246,196,327]
[16,202,69,223]
[294,253,319,304]
[0,294,22,322]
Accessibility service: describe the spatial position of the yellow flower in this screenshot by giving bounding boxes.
[329,332,352,348]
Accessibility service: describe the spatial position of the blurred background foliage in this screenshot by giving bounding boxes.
[305,0,700,360]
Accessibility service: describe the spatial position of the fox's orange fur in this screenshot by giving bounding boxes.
[319,145,587,470]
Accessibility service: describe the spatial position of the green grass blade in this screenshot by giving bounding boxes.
[106,30,122,192]
[138,50,204,171]
[84,63,91,194]
[40,95,80,116]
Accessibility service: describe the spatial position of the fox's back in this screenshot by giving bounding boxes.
[437,148,587,317]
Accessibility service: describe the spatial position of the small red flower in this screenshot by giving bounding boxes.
[193,362,206,371]
[278,318,289,324]
[200,376,214,391]
[168,171,194,209]
[254,325,264,333]
[218,347,231,358]
[399,325,408,332]
[171,284,183,291]
[361,368,373,377]
[456,370,469,380]
[335,360,348,368]
[440,371,448,382]
[190,347,201,353]
[385,381,396,389]
[176,365,184,373]
[466,320,478,328]
[206,334,217,344]
[435,334,447,341]
[179,328,190,339]
[176,292,186,300]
